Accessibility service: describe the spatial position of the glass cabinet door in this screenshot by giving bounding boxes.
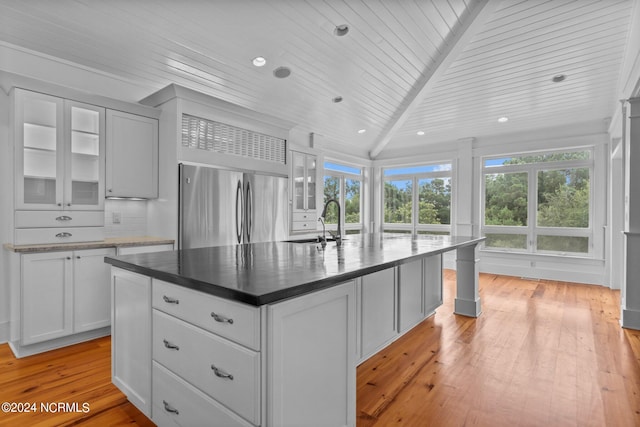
[305,155,316,211]
[18,90,64,209]
[65,102,105,209]
[292,151,306,211]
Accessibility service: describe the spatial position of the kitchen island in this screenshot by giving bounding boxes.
[105,234,484,427]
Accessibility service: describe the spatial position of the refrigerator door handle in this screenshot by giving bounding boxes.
[236,180,243,244]
[246,181,253,243]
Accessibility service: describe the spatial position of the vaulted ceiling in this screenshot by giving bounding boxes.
[0,0,636,159]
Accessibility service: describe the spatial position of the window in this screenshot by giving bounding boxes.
[383,163,452,235]
[482,150,592,255]
[323,161,363,234]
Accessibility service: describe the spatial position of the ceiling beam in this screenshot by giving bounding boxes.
[368,0,500,159]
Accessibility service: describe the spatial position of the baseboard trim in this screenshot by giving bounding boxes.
[7,327,110,358]
[621,308,640,330]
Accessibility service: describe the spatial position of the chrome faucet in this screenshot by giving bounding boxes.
[319,198,342,246]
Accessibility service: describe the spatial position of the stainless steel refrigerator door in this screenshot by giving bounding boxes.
[180,165,244,249]
[243,173,288,244]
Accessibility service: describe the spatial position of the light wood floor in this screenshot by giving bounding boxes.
[358,271,640,426]
[0,272,639,426]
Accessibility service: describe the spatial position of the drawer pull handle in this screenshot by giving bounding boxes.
[55,232,72,238]
[163,295,179,304]
[211,312,233,324]
[162,400,179,415]
[211,364,234,380]
[163,339,180,351]
[55,215,72,221]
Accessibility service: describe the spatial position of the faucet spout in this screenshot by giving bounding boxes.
[319,198,342,246]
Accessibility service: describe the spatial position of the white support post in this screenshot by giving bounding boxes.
[454,243,482,317]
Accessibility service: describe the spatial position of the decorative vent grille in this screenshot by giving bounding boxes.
[181,114,286,164]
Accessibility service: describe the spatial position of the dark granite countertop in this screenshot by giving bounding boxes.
[104,234,484,306]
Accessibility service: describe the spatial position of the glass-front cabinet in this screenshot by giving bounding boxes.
[291,150,318,232]
[15,89,105,210]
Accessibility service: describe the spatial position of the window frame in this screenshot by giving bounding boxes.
[322,161,364,234]
[481,148,594,256]
[382,162,453,236]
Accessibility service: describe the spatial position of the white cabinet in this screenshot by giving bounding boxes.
[116,243,174,256]
[106,110,158,199]
[398,259,425,333]
[21,251,73,345]
[111,268,152,418]
[359,268,397,360]
[14,89,105,211]
[423,254,443,315]
[291,150,318,232]
[267,280,356,427]
[20,247,115,345]
[74,248,115,332]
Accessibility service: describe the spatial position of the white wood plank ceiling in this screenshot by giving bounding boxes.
[0,0,635,159]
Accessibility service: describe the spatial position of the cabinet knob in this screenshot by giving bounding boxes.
[55,215,72,221]
[76,256,81,259]
[211,312,234,324]
[67,203,71,207]
[66,257,71,260]
[211,364,234,380]
[162,400,179,415]
[57,203,62,207]
[56,232,72,238]
[108,189,113,193]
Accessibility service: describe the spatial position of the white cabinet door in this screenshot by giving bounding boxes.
[74,248,116,332]
[111,268,152,418]
[398,259,424,333]
[21,251,73,345]
[360,268,397,360]
[14,90,65,210]
[423,254,443,316]
[267,280,356,427]
[106,110,158,199]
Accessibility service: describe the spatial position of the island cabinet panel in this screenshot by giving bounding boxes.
[267,280,356,427]
[152,310,261,425]
[111,268,152,418]
[359,268,397,360]
[152,279,261,351]
[423,254,443,315]
[398,259,424,333]
[152,361,253,427]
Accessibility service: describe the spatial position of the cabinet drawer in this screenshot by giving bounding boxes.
[15,210,104,228]
[15,227,105,245]
[292,212,317,222]
[292,220,317,231]
[152,361,253,427]
[153,310,261,425]
[152,279,260,350]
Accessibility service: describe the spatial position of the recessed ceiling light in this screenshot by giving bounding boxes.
[552,74,566,83]
[417,131,425,136]
[357,129,366,134]
[332,96,343,103]
[252,56,266,67]
[273,66,291,79]
[334,24,349,37]
[498,117,509,123]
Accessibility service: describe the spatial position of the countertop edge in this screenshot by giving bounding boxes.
[4,237,175,253]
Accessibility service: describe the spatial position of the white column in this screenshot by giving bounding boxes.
[623,98,640,329]
[456,137,475,236]
[455,243,482,317]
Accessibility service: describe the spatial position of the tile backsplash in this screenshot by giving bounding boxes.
[104,199,148,238]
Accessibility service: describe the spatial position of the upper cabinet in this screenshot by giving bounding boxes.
[106,110,158,199]
[14,89,105,211]
[290,150,318,232]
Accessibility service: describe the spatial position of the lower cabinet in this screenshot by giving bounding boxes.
[21,247,115,345]
[111,268,152,418]
[358,254,443,363]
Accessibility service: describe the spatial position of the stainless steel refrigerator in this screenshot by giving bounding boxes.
[179,163,288,249]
